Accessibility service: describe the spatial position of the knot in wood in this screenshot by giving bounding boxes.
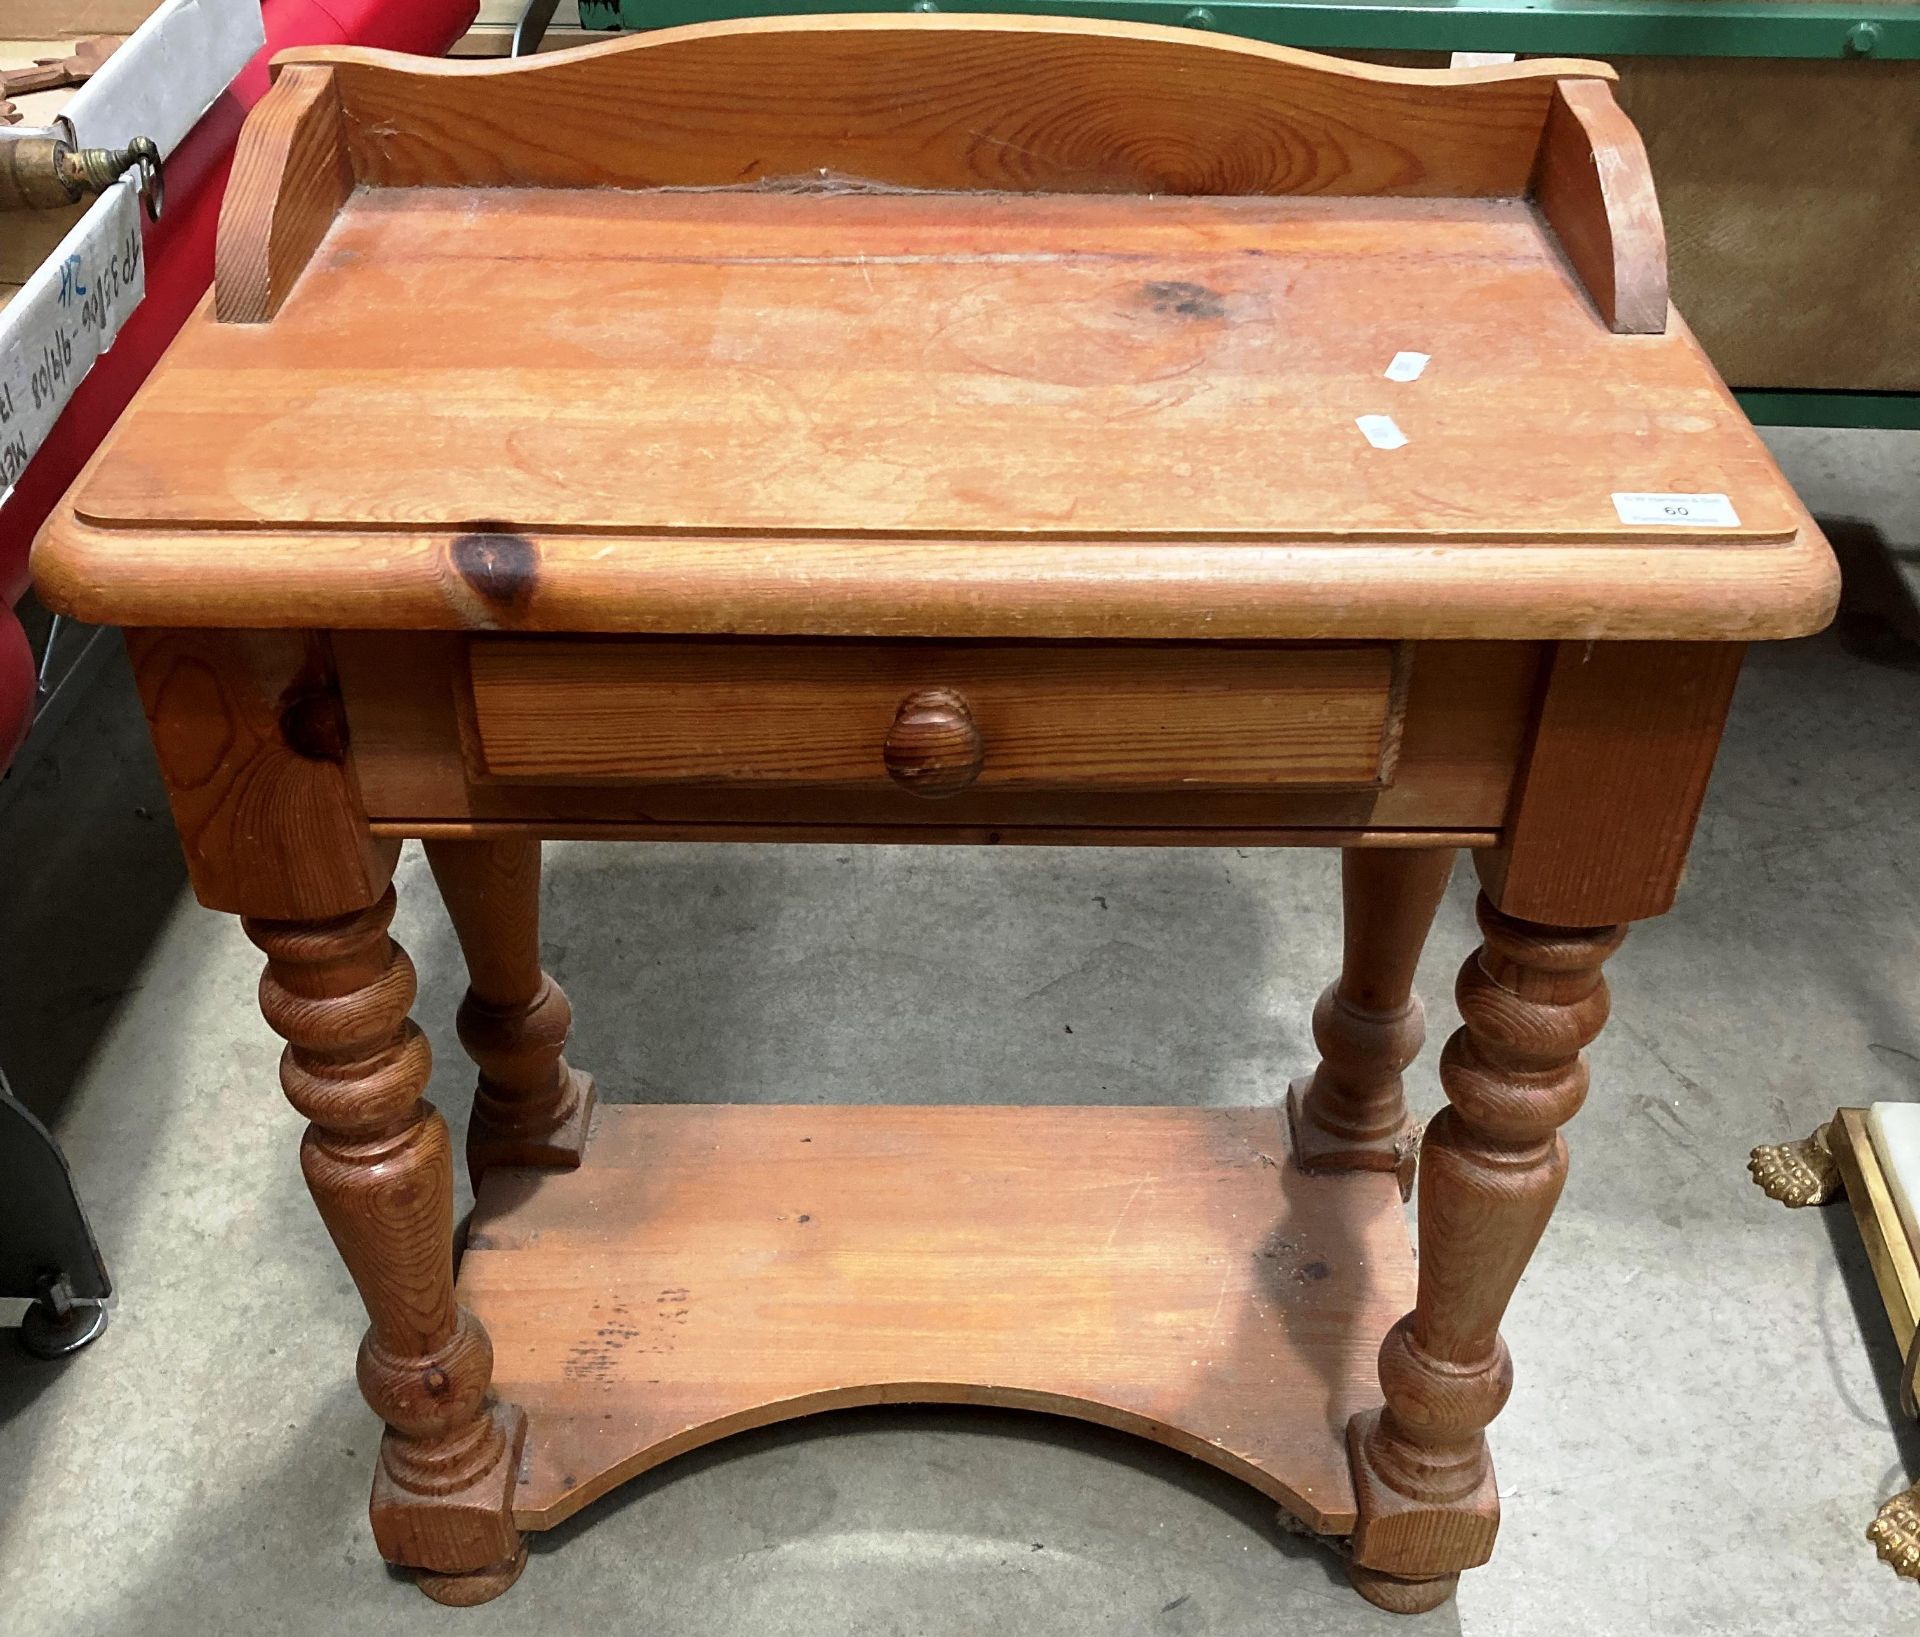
[450,530,540,615]
[278,683,351,763]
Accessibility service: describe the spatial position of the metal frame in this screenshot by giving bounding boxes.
[1735,391,1920,431]
[0,1071,111,1359]
[579,0,1920,59]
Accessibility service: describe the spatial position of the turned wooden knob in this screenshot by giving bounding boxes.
[883,688,983,798]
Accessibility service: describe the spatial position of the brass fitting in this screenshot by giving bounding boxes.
[0,120,162,217]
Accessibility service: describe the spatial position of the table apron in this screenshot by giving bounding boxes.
[332,633,1546,841]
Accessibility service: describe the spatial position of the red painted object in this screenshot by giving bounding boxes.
[0,0,479,767]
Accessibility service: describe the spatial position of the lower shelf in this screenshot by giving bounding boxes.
[459,1102,1415,1535]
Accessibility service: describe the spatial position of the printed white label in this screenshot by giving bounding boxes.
[1384,351,1429,382]
[1356,414,1408,451]
[1611,492,1740,528]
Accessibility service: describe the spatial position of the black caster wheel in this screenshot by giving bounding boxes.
[19,1291,109,1359]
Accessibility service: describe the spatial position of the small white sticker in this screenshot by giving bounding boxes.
[1450,50,1518,67]
[1356,414,1408,450]
[1384,351,1429,383]
[1611,492,1740,528]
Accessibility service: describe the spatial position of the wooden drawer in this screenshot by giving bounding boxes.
[466,640,1405,795]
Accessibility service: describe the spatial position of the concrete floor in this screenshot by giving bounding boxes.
[4,428,1920,1635]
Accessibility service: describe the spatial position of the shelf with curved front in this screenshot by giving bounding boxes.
[459,1102,1415,1538]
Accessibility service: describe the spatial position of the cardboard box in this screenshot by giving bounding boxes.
[0,3,166,34]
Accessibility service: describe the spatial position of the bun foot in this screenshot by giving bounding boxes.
[1345,1562,1458,1614]
[1748,1122,1841,1207]
[416,1543,528,1607]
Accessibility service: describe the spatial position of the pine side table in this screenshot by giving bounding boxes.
[32,16,1837,1614]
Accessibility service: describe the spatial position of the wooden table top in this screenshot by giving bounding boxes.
[32,19,1836,643]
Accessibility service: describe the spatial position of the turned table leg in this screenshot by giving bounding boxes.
[1289,847,1456,1197]
[1345,892,1626,1613]
[246,888,529,1606]
[425,838,593,1185]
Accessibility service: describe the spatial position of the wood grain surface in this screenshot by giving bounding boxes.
[86,191,1791,543]
[1347,897,1623,1607]
[245,889,527,1587]
[393,821,1502,849]
[423,838,594,1182]
[467,639,1400,791]
[126,628,398,918]
[1532,80,1666,335]
[1290,847,1456,1187]
[334,635,1540,834]
[285,16,1608,198]
[458,1102,1416,1534]
[34,15,1837,640]
[213,63,351,324]
[43,188,1834,641]
[880,687,987,799]
[1479,640,1745,925]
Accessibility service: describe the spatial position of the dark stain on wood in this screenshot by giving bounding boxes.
[1141,279,1227,320]
[277,680,350,763]
[451,529,540,612]
[562,1302,647,1384]
[274,637,353,767]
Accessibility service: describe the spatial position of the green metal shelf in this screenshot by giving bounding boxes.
[1736,392,1920,430]
[587,0,1920,60]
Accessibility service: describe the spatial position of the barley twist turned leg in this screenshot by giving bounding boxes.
[425,838,593,1186]
[1345,893,1625,1613]
[1290,848,1456,1198]
[246,887,528,1607]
